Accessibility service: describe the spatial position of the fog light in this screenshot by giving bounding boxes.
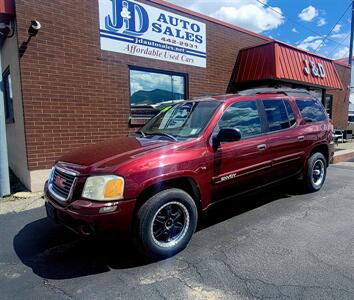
[99,205,117,213]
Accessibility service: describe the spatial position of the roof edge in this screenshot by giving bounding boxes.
[334,61,351,68]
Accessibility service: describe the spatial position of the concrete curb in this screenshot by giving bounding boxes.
[333,149,354,164]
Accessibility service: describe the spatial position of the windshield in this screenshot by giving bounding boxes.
[140,101,220,139]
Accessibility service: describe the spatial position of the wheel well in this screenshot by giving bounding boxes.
[310,144,329,166]
[134,177,201,214]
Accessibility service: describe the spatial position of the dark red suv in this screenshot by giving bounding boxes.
[44,89,334,259]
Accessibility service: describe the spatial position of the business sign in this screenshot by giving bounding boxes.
[304,59,326,78]
[98,0,207,68]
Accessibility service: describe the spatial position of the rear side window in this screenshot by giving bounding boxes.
[284,100,296,126]
[218,100,261,139]
[296,99,327,122]
[262,99,290,132]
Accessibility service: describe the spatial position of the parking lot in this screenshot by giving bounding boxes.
[1,165,354,300]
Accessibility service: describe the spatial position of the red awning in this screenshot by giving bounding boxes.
[235,41,343,90]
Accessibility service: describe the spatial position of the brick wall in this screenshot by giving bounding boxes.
[15,0,269,170]
[328,63,350,129]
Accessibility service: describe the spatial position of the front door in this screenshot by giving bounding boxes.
[211,100,272,202]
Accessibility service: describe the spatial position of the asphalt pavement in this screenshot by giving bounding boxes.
[1,165,354,300]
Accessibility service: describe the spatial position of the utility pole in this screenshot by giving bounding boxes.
[349,0,354,65]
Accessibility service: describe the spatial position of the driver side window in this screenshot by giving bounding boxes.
[218,101,262,139]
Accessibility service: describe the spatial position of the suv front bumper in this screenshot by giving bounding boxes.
[44,182,136,235]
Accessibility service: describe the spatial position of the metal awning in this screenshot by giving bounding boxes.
[234,41,343,90]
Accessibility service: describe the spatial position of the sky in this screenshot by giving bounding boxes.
[164,0,352,60]
[130,70,185,95]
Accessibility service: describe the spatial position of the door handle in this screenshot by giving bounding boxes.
[257,144,267,151]
[298,136,305,142]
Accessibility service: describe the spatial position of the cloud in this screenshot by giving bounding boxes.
[130,70,184,95]
[165,0,284,33]
[210,4,284,33]
[331,32,348,40]
[333,24,341,33]
[332,46,349,59]
[292,28,298,33]
[298,6,319,22]
[297,35,324,51]
[317,18,326,27]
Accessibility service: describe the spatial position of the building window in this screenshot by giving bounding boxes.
[308,89,322,103]
[2,68,14,124]
[324,94,333,119]
[129,67,187,126]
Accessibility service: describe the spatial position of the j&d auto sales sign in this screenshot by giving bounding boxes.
[98,0,207,68]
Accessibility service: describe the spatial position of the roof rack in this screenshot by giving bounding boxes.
[238,88,311,97]
[192,93,232,99]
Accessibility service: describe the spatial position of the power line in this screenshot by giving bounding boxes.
[328,32,351,57]
[255,0,351,48]
[314,2,351,52]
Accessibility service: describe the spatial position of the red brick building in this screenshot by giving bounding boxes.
[0,0,351,191]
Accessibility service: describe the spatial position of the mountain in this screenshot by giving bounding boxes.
[131,89,183,105]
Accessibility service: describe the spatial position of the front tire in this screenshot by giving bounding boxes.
[134,188,198,259]
[303,152,327,192]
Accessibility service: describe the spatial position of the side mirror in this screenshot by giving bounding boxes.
[212,128,241,150]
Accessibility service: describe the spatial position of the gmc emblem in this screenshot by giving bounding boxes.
[55,175,65,188]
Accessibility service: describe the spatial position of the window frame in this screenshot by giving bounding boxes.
[128,65,189,107]
[2,67,14,124]
[259,98,297,135]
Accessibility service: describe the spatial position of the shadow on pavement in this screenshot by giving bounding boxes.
[199,182,299,229]
[13,181,301,280]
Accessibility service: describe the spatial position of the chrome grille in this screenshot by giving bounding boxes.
[49,165,77,201]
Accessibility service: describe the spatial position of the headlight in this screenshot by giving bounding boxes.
[82,175,124,201]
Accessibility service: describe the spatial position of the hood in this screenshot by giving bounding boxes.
[58,136,173,170]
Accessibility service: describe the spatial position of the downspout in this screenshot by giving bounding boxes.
[0,46,11,197]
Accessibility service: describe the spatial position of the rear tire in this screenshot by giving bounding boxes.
[303,152,327,192]
[134,188,198,259]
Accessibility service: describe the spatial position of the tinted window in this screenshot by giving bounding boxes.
[218,101,261,139]
[263,100,290,131]
[296,99,326,122]
[284,100,296,126]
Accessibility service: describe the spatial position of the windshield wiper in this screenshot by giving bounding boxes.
[135,130,146,137]
[145,132,178,141]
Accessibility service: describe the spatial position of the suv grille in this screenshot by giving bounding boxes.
[49,166,77,201]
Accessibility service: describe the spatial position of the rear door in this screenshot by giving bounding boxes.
[261,98,306,181]
[211,100,272,202]
[295,98,328,143]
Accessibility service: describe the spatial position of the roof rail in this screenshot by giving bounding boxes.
[238,88,312,97]
[192,93,233,100]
